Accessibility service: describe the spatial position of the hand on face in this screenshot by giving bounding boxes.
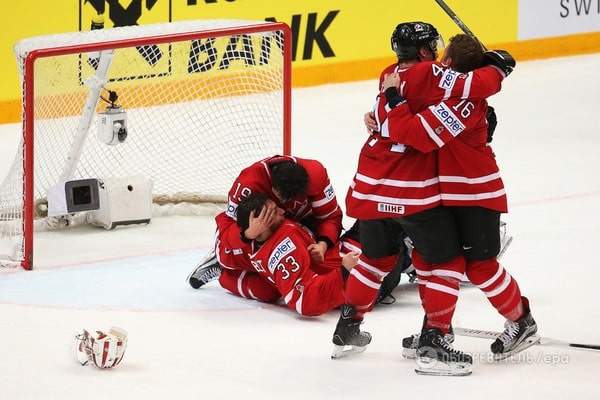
[245,200,284,240]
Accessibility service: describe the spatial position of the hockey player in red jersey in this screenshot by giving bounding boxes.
[187,155,343,299]
[331,23,510,363]
[380,34,537,370]
[227,193,361,316]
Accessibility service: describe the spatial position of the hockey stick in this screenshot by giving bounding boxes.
[455,327,600,352]
[433,0,488,50]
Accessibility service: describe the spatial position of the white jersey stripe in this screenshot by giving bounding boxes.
[418,114,445,148]
[351,189,441,206]
[311,196,335,208]
[283,290,294,304]
[247,288,258,300]
[441,188,506,201]
[381,118,390,138]
[439,172,501,184]
[314,206,339,219]
[462,71,473,99]
[355,173,439,188]
[237,271,248,299]
[295,292,304,315]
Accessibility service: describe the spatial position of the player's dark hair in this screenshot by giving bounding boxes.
[445,34,485,73]
[270,161,308,201]
[235,193,269,233]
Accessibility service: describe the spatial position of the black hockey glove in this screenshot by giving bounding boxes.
[486,105,497,143]
[483,50,515,77]
[384,86,406,108]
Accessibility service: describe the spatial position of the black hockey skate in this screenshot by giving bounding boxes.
[491,297,539,360]
[415,328,472,376]
[402,327,454,359]
[187,250,221,289]
[331,305,372,359]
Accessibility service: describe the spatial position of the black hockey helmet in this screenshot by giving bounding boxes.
[391,22,443,61]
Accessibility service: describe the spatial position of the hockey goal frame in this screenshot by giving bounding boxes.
[20,22,292,270]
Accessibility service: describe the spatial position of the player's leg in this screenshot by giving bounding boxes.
[338,220,410,304]
[188,234,253,289]
[294,269,346,317]
[218,269,281,303]
[396,207,472,376]
[456,206,538,359]
[331,219,401,358]
[188,246,220,289]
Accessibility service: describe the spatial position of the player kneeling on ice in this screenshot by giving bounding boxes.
[74,327,128,369]
[222,193,364,316]
[188,155,343,294]
[187,155,411,305]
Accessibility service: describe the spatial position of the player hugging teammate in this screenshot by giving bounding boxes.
[333,23,538,375]
[187,21,539,376]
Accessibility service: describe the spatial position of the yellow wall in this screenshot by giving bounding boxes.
[0,0,598,123]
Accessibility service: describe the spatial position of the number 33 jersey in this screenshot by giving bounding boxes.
[248,219,346,316]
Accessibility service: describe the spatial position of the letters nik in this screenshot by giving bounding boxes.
[268,237,296,273]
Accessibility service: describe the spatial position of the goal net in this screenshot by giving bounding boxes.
[0,20,291,270]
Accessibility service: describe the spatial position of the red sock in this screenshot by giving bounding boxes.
[413,251,465,334]
[345,253,398,319]
[466,258,524,321]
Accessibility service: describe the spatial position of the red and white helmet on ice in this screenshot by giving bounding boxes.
[74,327,128,369]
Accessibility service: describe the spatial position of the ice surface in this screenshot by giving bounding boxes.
[1,54,600,399]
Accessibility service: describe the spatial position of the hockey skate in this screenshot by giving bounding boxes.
[331,305,372,359]
[415,328,472,376]
[187,249,221,289]
[402,329,454,359]
[491,297,539,360]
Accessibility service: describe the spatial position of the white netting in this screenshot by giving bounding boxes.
[0,20,288,268]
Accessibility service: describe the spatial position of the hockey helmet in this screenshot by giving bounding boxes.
[391,22,444,61]
[74,327,128,369]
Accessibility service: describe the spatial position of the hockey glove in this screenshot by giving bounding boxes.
[484,50,516,77]
[384,86,406,108]
[486,106,497,143]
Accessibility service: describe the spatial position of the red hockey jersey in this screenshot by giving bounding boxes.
[216,155,342,264]
[346,61,504,219]
[248,219,345,315]
[386,90,508,212]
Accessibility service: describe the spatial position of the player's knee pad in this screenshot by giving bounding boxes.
[359,219,404,259]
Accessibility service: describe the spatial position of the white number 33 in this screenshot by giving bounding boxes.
[276,256,301,280]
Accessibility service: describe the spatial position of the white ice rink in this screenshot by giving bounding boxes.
[1,53,600,399]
